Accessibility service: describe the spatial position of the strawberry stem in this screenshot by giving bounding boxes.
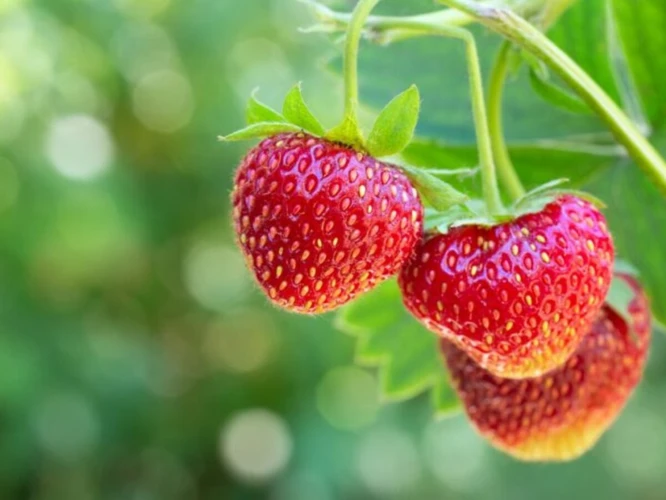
[350,19,504,214]
[461,29,505,215]
[326,0,380,149]
[488,41,526,201]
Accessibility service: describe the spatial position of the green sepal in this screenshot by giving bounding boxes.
[425,205,481,232]
[513,178,570,208]
[514,179,607,215]
[366,85,421,158]
[548,189,607,208]
[218,122,302,142]
[282,83,326,136]
[246,91,287,125]
[325,110,365,150]
[424,201,514,234]
[399,164,468,212]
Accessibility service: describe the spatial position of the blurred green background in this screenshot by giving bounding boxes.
[1,0,666,499]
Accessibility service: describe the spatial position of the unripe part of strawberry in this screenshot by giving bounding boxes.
[399,195,614,379]
[232,132,423,314]
[441,274,650,461]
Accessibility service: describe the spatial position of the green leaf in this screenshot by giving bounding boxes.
[528,68,592,115]
[282,84,326,136]
[547,0,621,103]
[336,280,461,412]
[246,92,286,125]
[399,164,468,211]
[433,376,460,418]
[614,258,640,277]
[219,122,302,142]
[606,275,639,340]
[610,0,666,126]
[366,85,421,158]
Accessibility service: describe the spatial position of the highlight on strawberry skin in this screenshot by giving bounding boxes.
[441,274,651,462]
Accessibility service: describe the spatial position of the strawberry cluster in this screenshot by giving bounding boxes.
[230,129,650,460]
[225,0,651,461]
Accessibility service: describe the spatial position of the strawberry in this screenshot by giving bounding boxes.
[399,195,614,378]
[441,273,650,461]
[232,132,424,314]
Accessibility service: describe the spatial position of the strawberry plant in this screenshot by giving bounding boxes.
[223,0,666,461]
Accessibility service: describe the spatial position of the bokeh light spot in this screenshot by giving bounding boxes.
[203,311,277,374]
[316,366,379,430]
[54,72,100,114]
[45,114,114,181]
[112,23,177,82]
[423,418,492,493]
[132,69,194,133]
[357,427,421,495]
[227,38,294,104]
[0,54,20,107]
[184,241,251,311]
[33,392,100,462]
[220,409,293,484]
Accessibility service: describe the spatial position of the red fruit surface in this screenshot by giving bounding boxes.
[232,132,423,314]
[441,274,650,461]
[399,195,614,378]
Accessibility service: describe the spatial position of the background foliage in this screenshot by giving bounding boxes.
[1,0,665,499]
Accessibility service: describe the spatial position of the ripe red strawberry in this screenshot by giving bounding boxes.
[441,273,650,461]
[232,132,423,314]
[399,195,614,378]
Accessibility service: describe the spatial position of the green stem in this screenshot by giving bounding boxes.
[326,0,380,148]
[343,0,379,121]
[488,42,526,200]
[320,12,505,214]
[440,0,666,194]
[461,30,504,214]
[366,19,504,214]
[303,0,475,32]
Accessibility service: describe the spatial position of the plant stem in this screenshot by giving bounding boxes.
[461,30,504,214]
[302,0,475,34]
[439,0,666,195]
[343,0,380,121]
[370,19,503,213]
[319,12,506,214]
[488,42,526,200]
[325,0,380,147]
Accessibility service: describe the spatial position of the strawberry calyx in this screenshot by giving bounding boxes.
[425,178,606,234]
[218,82,424,159]
[219,84,467,214]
